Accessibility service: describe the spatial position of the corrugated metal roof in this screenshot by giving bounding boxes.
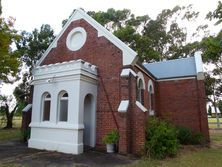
[143,57,197,79]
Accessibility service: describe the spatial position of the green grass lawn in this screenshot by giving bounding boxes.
[208,118,222,129]
[0,116,22,142]
[208,118,222,123]
[126,132,222,167]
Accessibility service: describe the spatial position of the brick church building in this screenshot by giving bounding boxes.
[27,8,209,155]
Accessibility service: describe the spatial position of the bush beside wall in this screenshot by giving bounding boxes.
[145,117,179,159]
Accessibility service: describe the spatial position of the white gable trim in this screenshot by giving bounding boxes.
[194,51,204,80]
[36,8,137,67]
[120,68,137,77]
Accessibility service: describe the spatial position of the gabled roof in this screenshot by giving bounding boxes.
[36,8,137,67]
[143,52,204,80]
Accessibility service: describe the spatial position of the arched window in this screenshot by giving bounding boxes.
[137,78,145,105]
[148,80,155,115]
[58,91,68,122]
[42,92,51,121]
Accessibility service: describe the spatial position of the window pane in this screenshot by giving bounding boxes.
[62,93,68,97]
[46,94,51,98]
[43,101,50,121]
[59,100,68,122]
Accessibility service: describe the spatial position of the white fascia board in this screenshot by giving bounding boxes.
[36,8,137,67]
[136,101,148,112]
[194,51,204,80]
[157,76,196,82]
[194,51,203,73]
[118,100,129,112]
[120,68,137,77]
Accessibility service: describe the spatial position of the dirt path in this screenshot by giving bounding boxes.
[0,140,137,167]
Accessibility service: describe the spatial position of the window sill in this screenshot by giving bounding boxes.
[135,101,148,112]
[149,110,155,116]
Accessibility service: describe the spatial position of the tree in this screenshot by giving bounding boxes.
[218,100,222,113]
[16,24,55,69]
[62,6,200,62]
[0,72,31,129]
[0,0,2,15]
[16,24,55,100]
[206,1,222,25]
[0,95,18,129]
[208,105,212,116]
[0,17,21,82]
[201,2,222,127]
[205,74,221,127]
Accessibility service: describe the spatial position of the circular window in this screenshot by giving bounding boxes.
[66,27,87,51]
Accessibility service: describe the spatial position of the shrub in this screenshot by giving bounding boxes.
[21,128,30,142]
[191,132,204,145]
[102,129,119,144]
[176,126,205,145]
[176,126,193,145]
[145,118,179,159]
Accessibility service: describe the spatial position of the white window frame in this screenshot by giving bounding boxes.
[58,91,69,122]
[42,92,51,121]
[136,72,145,105]
[148,80,155,115]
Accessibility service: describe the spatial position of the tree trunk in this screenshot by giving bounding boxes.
[212,94,220,128]
[3,104,18,129]
[4,114,13,129]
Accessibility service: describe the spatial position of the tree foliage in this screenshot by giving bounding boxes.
[14,24,55,109]
[0,0,2,15]
[201,2,222,122]
[16,24,55,69]
[0,17,20,82]
[0,95,18,129]
[208,105,212,116]
[62,6,200,62]
[206,1,222,25]
[93,6,199,61]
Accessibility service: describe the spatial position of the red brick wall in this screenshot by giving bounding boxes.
[127,66,155,154]
[156,78,209,139]
[41,19,123,149]
[40,18,157,154]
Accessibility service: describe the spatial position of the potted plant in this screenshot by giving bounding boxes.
[102,129,119,153]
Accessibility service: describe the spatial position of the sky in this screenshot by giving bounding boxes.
[0,0,221,97]
[2,0,221,34]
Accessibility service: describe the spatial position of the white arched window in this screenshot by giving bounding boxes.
[58,91,68,122]
[42,92,51,121]
[137,79,144,104]
[136,72,145,105]
[148,80,155,115]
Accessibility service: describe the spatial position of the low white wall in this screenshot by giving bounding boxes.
[28,126,83,154]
